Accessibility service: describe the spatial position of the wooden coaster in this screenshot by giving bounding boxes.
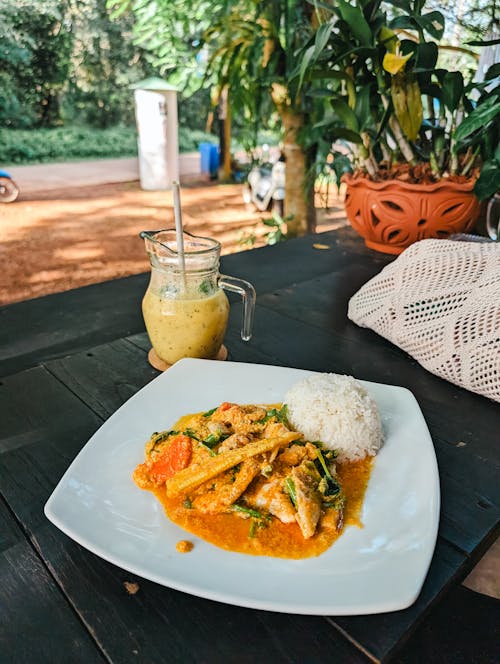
[148,345,228,372]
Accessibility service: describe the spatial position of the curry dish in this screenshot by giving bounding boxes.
[133,402,373,559]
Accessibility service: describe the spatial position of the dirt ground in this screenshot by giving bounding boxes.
[0,178,347,306]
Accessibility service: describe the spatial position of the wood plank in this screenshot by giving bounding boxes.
[0,366,369,663]
[45,331,278,422]
[220,227,392,297]
[127,327,280,367]
[0,272,148,379]
[46,338,157,419]
[0,499,105,664]
[394,586,500,664]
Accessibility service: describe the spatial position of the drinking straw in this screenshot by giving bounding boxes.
[172,180,186,281]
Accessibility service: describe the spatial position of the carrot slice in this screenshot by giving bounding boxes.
[149,435,192,485]
[219,402,234,412]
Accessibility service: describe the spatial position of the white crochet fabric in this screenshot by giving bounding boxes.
[348,239,500,402]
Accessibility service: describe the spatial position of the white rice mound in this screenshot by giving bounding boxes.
[285,373,383,462]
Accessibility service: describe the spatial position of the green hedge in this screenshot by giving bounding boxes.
[0,126,217,165]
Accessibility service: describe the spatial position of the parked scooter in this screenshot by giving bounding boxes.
[243,154,285,216]
[0,170,20,203]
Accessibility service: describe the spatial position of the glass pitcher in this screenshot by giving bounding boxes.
[141,229,256,365]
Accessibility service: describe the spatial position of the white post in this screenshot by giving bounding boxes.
[165,90,179,185]
[133,83,179,190]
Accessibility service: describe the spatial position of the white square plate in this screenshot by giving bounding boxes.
[45,359,440,615]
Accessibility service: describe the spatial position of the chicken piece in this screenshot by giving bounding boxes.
[207,421,231,437]
[218,433,251,454]
[305,442,321,460]
[211,403,267,435]
[191,458,261,513]
[277,444,308,467]
[264,421,295,439]
[244,475,297,524]
[291,462,322,539]
[242,405,267,422]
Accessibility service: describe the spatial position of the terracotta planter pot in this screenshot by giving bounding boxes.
[343,175,481,255]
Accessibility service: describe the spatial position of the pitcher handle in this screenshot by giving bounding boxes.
[218,275,256,341]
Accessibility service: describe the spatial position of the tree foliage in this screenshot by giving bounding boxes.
[0,1,73,127]
[0,0,153,129]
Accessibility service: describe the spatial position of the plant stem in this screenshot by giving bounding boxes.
[429,151,440,177]
[361,132,378,178]
[427,95,435,123]
[388,116,416,163]
[380,140,391,164]
[449,114,458,175]
[381,94,415,163]
[461,146,480,177]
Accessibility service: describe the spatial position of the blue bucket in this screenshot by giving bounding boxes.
[199,143,219,177]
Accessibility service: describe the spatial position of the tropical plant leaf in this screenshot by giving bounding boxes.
[310,71,351,82]
[485,63,500,81]
[391,77,423,141]
[415,41,438,70]
[308,88,338,97]
[298,44,316,90]
[355,85,372,130]
[330,153,353,182]
[313,21,334,58]
[441,71,464,113]
[466,37,500,47]
[371,15,386,37]
[335,0,372,46]
[474,161,500,201]
[375,99,393,141]
[331,127,363,144]
[296,16,334,90]
[378,26,398,52]
[454,96,500,143]
[419,82,442,100]
[328,45,377,69]
[331,98,359,132]
[462,96,474,114]
[389,15,418,32]
[414,11,445,40]
[388,0,412,10]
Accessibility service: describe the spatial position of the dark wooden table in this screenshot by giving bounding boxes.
[1,227,499,664]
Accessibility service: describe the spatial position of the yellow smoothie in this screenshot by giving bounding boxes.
[142,288,230,364]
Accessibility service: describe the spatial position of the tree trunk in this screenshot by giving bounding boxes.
[280,109,309,237]
[218,87,232,182]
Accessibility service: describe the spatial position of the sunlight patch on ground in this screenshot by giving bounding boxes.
[54,244,105,260]
[0,180,347,305]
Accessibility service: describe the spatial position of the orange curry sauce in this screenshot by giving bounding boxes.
[136,409,373,559]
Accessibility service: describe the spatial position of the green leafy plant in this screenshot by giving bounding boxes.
[262,210,291,245]
[0,125,215,165]
[454,64,500,199]
[297,0,498,197]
